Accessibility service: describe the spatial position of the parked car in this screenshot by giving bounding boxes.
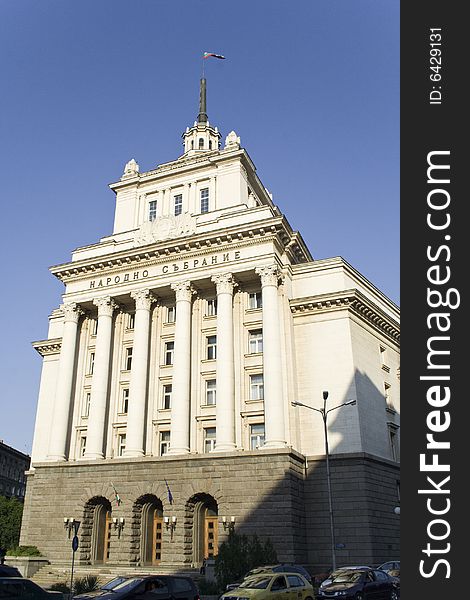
[378,561,400,575]
[74,575,199,600]
[221,573,314,600]
[318,566,372,589]
[225,564,312,591]
[0,577,64,599]
[317,568,398,600]
[0,565,22,577]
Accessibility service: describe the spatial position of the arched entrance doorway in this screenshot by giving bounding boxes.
[83,496,112,565]
[134,495,164,566]
[187,493,218,565]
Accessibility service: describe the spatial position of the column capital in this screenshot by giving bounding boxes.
[255,264,282,287]
[130,289,157,310]
[171,281,195,303]
[60,302,84,323]
[211,273,237,295]
[93,296,119,317]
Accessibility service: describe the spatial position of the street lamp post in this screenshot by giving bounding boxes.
[292,391,356,572]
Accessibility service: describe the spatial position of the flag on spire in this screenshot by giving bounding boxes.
[165,479,174,505]
[203,52,225,60]
[111,482,122,506]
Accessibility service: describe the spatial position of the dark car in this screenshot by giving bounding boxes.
[378,561,400,575]
[0,565,22,577]
[0,577,64,599]
[316,568,398,600]
[318,566,372,588]
[74,575,199,600]
[225,564,312,592]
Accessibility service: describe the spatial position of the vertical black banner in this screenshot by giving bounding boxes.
[401,2,465,598]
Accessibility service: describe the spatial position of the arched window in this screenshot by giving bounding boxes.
[191,140,194,149]
[209,140,212,150]
[199,138,204,149]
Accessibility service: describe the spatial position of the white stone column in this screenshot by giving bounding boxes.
[256,265,286,448]
[85,296,118,459]
[168,281,193,455]
[211,273,237,451]
[47,303,83,461]
[124,289,156,457]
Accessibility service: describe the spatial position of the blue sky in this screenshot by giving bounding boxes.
[0,0,399,453]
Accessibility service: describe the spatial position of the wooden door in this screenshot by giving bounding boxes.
[204,516,218,558]
[153,513,163,565]
[103,511,112,563]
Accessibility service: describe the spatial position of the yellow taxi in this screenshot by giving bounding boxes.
[220,573,314,600]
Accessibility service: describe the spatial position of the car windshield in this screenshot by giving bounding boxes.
[101,578,129,590]
[331,571,365,583]
[239,577,271,589]
[108,578,144,592]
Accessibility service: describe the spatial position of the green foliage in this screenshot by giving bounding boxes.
[0,495,23,551]
[7,545,42,556]
[197,578,221,595]
[215,532,278,590]
[50,575,100,596]
[73,575,101,595]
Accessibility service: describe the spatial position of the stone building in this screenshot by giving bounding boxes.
[20,80,400,573]
[0,440,30,501]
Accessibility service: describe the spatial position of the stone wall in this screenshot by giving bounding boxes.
[20,449,306,566]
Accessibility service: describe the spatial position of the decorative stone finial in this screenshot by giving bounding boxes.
[224,131,240,150]
[122,158,139,179]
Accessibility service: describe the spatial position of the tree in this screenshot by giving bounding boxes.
[0,495,24,552]
[215,532,278,590]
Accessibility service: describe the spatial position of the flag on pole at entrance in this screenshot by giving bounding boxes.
[203,52,225,60]
[165,479,174,505]
[111,482,122,506]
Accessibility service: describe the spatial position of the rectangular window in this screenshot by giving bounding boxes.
[380,345,390,371]
[82,392,91,417]
[174,194,183,216]
[91,319,98,336]
[148,199,157,222]
[248,292,262,309]
[167,306,176,323]
[121,388,129,414]
[388,426,399,461]
[206,298,217,316]
[160,431,170,456]
[200,188,209,213]
[125,347,133,371]
[163,384,172,410]
[88,352,95,375]
[250,374,264,400]
[206,380,216,405]
[207,335,217,360]
[79,436,87,458]
[384,382,393,410]
[250,424,265,449]
[165,341,174,366]
[128,313,135,330]
[117,433,126,457]
[249,330,263,353]
[204,427,216,453]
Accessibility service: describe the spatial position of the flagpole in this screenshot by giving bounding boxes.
[202,54,205,79]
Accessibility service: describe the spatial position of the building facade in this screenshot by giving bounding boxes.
[0,440,30,501]
[20,81,400,572]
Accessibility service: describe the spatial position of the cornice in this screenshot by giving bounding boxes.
[50,216,312,283]
[32,338,62,356]
[109,148,249,192]
[290,289,400,345]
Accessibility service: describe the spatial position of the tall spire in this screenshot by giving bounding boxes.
[197,78,208,124]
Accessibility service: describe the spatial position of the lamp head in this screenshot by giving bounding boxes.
[322,391,329,400]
